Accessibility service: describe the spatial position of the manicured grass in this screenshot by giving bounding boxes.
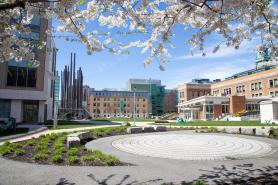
[152,121,278,127]
[90,117,155,122]
[0,128,29,137]
[44,120,97,130]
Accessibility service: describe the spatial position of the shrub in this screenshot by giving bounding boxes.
[68,147,79,156]
[54,137,66,149]
[56,147,66,154]
[3,141,11,146]
[9,143,22,150]
[51,154,63,163]
[26,140,35,146]
[81,155,95,162]
[103,155,120,166]
[33,153,48,161]
[47,133,58,140]
[68,156,79,164]
[91,150,120,166]
[35,144,48,151]
[15,149,25,156]
[0,146,11,156]
[154,120,168,123]
[91,150,105,160]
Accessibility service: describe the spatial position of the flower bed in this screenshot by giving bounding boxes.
[0,126,129,166]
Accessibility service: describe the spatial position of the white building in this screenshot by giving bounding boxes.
[0,16,56,123]
[260,98,278,124]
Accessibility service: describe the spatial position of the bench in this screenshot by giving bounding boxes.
[67,131,93,148]
[126,127,142,134]
[154,126,167,132]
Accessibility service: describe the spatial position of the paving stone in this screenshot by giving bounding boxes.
[224,127,240,134]
[143,127,154,132]
[68,132,93,140]
[241,128,256,135]
[154,126,167,132]
[126,127,143,134]
[67,136,80,148]
[256,129,270,136]
[112,134,273,160]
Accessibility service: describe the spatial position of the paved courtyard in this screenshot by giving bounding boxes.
[0,130,278,185]
[112,134,274,160]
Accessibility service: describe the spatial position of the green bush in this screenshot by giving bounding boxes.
[81,155,95,162]
[0,146,11,156]
[103,155,120,166]
[15,149,25,156]
[3,141,11,146]
[51,154,63,163]
[91,150,120,166]
[68,156,79,164]
[33,153,48,161]
[54,137,66,149]
[35,144,48,151]
[56,147,66,153]
[26,140,36,146]
[9,143,22,150]
[68,147,79,156]
[154,120,169,123]
[91,150,105,160]
[47,133,58,140]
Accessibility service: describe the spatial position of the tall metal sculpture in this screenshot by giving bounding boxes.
[60,53,83,118]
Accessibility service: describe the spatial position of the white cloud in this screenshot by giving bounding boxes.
[164,58,254,88]
[173,39,259,61]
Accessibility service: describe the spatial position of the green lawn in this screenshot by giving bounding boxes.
[44,120,98,130]
[90,117,155,122]
[0,128,29,137]
[152,121,278,127]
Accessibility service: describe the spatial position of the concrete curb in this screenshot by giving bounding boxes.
[0,126,48,142]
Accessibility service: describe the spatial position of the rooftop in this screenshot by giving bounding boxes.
[224,65,277,81]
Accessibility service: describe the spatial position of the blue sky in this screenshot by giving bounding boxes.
[54,21,261,90]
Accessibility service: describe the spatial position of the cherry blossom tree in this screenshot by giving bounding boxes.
[0,0,277,69]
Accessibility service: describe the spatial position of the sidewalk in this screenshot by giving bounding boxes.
[0,125,121,145]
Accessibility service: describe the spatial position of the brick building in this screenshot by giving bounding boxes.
[177,50,278,121]
[163,89,178,113]
[88,90,150,118]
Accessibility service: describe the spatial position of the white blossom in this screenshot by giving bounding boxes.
[0,0,277,69]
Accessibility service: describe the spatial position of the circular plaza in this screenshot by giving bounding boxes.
[86,130,278,164]
[111,134,274,160]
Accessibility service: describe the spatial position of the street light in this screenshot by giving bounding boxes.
[133,87,136,126]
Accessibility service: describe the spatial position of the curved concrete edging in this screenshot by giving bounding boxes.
[0,126,48,143]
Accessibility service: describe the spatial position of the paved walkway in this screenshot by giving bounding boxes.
[0,124,121,145]
[0,131,278,185]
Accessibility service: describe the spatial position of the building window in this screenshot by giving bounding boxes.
[251,82,262,91]
[223,88,231,95]
[270,79,278,88]
[0,100,11,118]
[270,91,278,97]
[222,104,229,114]
[236,85,245,93]
[7,64,37,88]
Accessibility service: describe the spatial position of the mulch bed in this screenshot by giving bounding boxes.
[1,129,129,166]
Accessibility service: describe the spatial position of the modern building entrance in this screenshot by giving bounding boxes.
[23,100,38,123]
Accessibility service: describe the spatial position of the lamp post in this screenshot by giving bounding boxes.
[133,87,136,126]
